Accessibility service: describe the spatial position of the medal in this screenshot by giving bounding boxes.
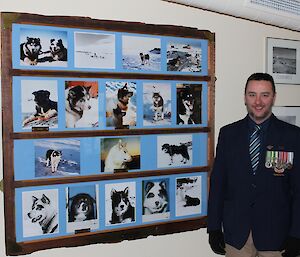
[265,151,273,168]
[265,150,294,176]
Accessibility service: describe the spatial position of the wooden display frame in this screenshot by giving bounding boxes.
[1,12,215,256]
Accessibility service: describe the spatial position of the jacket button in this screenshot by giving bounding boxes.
[251,183,256,188]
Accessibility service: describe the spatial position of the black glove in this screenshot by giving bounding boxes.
[282,236,300,257]
[209,230,226,255]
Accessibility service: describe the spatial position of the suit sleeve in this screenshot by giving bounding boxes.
[289,128,300,238]
[207,127,227,232]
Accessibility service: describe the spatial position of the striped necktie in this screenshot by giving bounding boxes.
[249,125,261,173]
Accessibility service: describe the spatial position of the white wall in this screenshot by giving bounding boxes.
[1,0,300,256]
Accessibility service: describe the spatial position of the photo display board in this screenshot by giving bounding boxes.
[1,12,215,255]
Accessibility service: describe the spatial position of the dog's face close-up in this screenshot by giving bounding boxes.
[180,89,194,110]
[70,193,96,222]
[32,90,51,106]
[67,86,91,111]
[117,85,133,105]
[50,39,64,54]
[111,187,130,217]
[25,37,41,55]
[143,181,168,214]
[27,194,52,223]
[161,143,171,154]
[152,92,163,105]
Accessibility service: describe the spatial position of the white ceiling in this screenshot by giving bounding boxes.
[163,0,300,32]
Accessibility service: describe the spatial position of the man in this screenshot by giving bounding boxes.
[208,73,300,257]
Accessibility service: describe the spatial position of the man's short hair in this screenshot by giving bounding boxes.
[244,73,276,94]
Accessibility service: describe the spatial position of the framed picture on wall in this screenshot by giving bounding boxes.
[266,37,300,84]
[273,106,300,126]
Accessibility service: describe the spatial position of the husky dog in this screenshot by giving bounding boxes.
[27,194,58,234]
[104,139,132,172]
[152,92,164,121]
[143,181,168,215]
[177,178,200,207]
[65,85,91,128]
[20,37,42,65]
[177,86,195,125]
[22,90,58,127]
[110,187,135,224]
[46,149,62,173]
[68,193,96,222]
[139,52,150,65]
[112,84,134,128]
[49,39,67,61]
[161,141,192,165]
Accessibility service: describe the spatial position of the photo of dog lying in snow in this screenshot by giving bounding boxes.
[176,176,201,217]
[105,182,136,225]
[65,81,98,128]
[106,82,137,129]
[176,84,202,125]
[157,134,193,168]
[19,28,68,67]
[22,189,59,237]
[21,80,59,129]
[142,179,170,222]
[101,137,140,173]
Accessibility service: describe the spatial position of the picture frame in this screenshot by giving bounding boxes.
[273,106,300,126]
[266,37,300,84]
[1,12,215,255]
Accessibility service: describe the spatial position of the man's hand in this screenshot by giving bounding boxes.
[209,230,226,255]
[282,236,300,257]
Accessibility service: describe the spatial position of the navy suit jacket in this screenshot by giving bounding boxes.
[207,114,300,250]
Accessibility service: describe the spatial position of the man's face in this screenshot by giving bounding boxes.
[244,80,276,124]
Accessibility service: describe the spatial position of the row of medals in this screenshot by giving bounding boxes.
[265,150,293,174]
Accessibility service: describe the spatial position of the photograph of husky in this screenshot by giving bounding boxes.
[157,134,193,168]
[143,83,172,126]
[122,35,161,71]
[19,27,68,67]
[21,80,58,129]
[22,189,59,237]
[66,184,99,233]
[105,182,136,226]
[65,81,98,128]
[34,139,80,177]
[142,178,170,222]
[176,176,201,217]
[176,83,202,125]
[106,81,137,128]
[167,40,201,72]
[74,32,115,69]
[101,137,140,173]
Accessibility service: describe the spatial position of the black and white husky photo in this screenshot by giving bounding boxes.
[105,182,136,226]
[19,28,68,67]
[157,134,193,168]
[122,35,161,71]
[65,81,98,128]
[143,83,172,126]
[22,189,59,237]
[66,185,99,233]
[106,82,137,128]
[21,80,58,129]
[142,179,170,222]
[177,84,202,125]
[176,176,201,217]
